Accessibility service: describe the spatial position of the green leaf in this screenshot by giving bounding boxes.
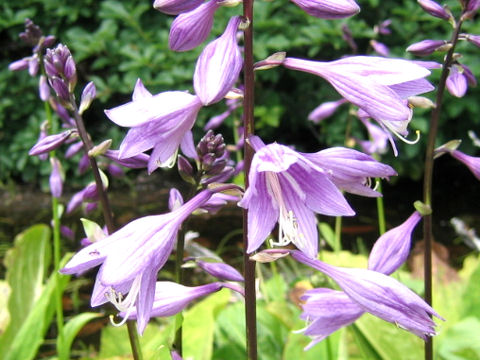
[57,312,102,360]
[319,222,336,250]
[437,317,480,360]
[182,289,231,360]
[0,224,51,356]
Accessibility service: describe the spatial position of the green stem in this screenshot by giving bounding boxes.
[334,216,342,253]
[242,0,258,358]
[375,180,386,235]
[422,17,464,360]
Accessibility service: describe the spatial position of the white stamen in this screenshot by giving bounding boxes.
[105,274,142,327]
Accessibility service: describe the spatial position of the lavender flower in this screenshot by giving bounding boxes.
[282,56,434,145]
[308,99,347,123]
[49,157,63,198]
[105,79,203,173]
[61,189,215,333]
[446,65,468,98]
[464,34,480,48]
[153,0,203,15]
[292,250,444,339]
[290,0,360,19]
[194,16,243,106]
[239,136,390,258]
[29,130,75,156]
[375,19,392,35]
[370,40,390,57]
[356,118,390,155]
[407,39,449,56]
[169,0,221,52]
[450,150,480,180]
[418,0,451,20]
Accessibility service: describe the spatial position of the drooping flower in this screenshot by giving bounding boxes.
[239,136,396,258]
[292,250,444,339]
[169,0,221,52]
[193,16,243,106]
[282,56,434,145]
[356,118,390,155]
[290,0,360,19]
[105,79,203,173]
[449,149,480,180]
[61,189,215,333]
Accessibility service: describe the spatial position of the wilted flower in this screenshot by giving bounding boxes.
[105,79,203,173]
[194,16,243,106]
[61,189,215,333]
[290,0,360,19]
[239,136,395,258]
[308,99,347,123]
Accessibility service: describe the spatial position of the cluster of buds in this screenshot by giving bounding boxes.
[44,44,77,104]
[196,130,227,175]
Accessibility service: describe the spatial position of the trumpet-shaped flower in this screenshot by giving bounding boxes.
[105,79,202,173]
[292,251,443,340]
[239,136,396,258]
[153,0,203,15]
[283,56,434,144]
[290,0,360,19]
[450,150,480,181]
[61,190,214,333]
[194,16,243,105]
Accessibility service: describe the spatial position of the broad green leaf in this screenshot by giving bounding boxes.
[437,317,480,360]
[57,312,102,360]
[183,289,231,360]
[0,224,51,357]
[213,302,246,359]
[0,282,11,335]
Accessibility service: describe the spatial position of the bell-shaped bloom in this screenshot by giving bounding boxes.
[282,56,434,142]
[302,147,397,197]
[446,66,468,98]
[450,150,480,181]
[299,288,364,349]
[153,0,203,15]
[368,211,421,275]
[418,0,451,20]
[194,16,243,106]
[407,39,449,56]
[370,40,390,57]
[292,251,444,339]
[61,189,215,333]
[105,79,203,173]
[308,99,347,123]
[239,136,357,258]
[169,0,221,52]
[290,0,360,19]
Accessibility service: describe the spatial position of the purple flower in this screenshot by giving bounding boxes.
[61,190,215,333]
[292,250,444,339]
[239,136,358,258]
[450,150,480,180]
[194,16,243,106]
[105,79,203,173]
[464,34,480,48]
[446,65,468,98]
[368,211,422,275]
[283,56,434,144]
[195,260,244,282]
[153,0,203,15]
[370,40,390,57]
[356,118,390,155]
[407,39,449,56]
[103,150,149,169]
[169,0,221,52]
[49,157,63,198]
[375,19,392,35]
[308,99,347,123]
[290,0,360,19]
[39,75,50,101]
[29,130,75,156]
[418,0,451,20]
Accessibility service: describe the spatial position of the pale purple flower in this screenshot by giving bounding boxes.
[464,34,480,48]
[153,0,203,15]
[194,16,243,106]
[283,56,434,144]
[29,130,75,156]
[341,24,357,53]
[368,211,422,275]
[407,39,449,56]
[79,81,96,114]
[300,288,364,349]
[418,0,451,20]
[464,0,480,18]
[446,66,468,98]
[308,99,347,123]
[103,150,150,169]
[66,183,98,214]
[195,260,244,282]
[49,157,63,198]
[450,150,480,180]
[357,118,390,155]
[169,0,221,52]
[290,0,360,19]
[39,75,50,101]
[238,136,358,258]
[375,19,392,35]
[61,189,215,333]
[460,63,477,87]
[61,225,75,241]
[370,40,390,57]
[292,250,444,339]
[105,79,203,173]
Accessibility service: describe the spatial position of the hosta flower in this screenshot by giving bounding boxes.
[293,250,444,340]
[283,56,434,144]
[418,0,451,20]
[169,0,221,52]
[370,40,390,57]
[194,16,243,106]
[308,99,347,123]
[406,39,449,56]
[49,157,63,198]
[153,0,203,15]
[356,118,390,155]
[450,150,480,180]
[446,65,468,98]
[290,0,360,19]
[105,79,202,173]
[61,190,214,333]
[239,136,394,258]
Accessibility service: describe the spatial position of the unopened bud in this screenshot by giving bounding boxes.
[79,81,96,115]
[177,155,196,184]
[408,96,435,109]
[417,0,451,20]
[254,52,286,71]
[414,200,432,216]
[434,139,462,158]
[39,75,50,101]
[250,250,290,263]
[88,139,112,157]
[29,130,74,156]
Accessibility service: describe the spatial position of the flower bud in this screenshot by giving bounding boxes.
[370,40,389,57]
[406,39,449,56]
[8,58,29,72]
[446,66,468,98]
[88,139,112,157]
[408,96,435,109]
[19,19,42,46]
[308,99,347,123]
[79,81,96,115]
[49,157,63,198]
[290,0,360,19]
[460,64,477,87]
[168,188,184,211]
[39,75,50,101]
[28,55,39,76]
[463,0,480,19]
[49,76,70,101]
[177,154,196,184]
[194,16,243,105]
[195,260,244,281]
[342,24,357,53]
[169,0,220,51]
[65,141,84,158]
[29,130,74,156]
[417,0,451,20]
[153,0,203,14]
